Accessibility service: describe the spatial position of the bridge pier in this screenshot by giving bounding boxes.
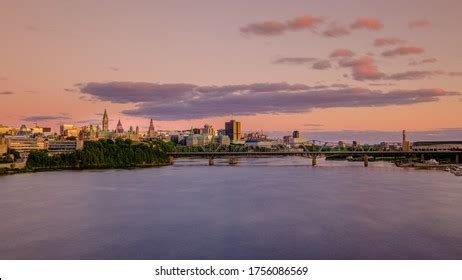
[312,156,317,166]
[208,157,214,166]
[229,157,238,165]
[456,154,460,164]
[364,155,369,167]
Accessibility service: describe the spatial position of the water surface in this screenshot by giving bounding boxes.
[0,157,461,259]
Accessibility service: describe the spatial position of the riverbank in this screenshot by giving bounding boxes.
[1,139,174,176]
[395,161,456,169]
[0,161,173,176]
[394,161,462,176]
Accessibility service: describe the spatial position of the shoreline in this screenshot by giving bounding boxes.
[2,158,460,176]
[0,161,173,176]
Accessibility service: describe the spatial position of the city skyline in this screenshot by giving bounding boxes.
[1,0,461,139]
[3,108,462,144]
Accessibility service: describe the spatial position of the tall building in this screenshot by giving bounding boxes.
[402,130,411,152]
[148,119,156,138]
[225,120,241,143]
[292,130,300,139]
[102,109,109,131]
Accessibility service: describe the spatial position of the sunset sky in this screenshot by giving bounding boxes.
[1,0,461,142]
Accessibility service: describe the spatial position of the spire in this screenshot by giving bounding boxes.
[116,119,124,134]
[148,118,155,138]
[102,108,109,131]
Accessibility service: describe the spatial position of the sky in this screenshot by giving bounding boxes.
[1,0,461,142]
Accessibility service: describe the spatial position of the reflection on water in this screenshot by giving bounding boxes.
[0,157,461,259]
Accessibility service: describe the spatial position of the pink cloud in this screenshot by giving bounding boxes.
[374,37,404,47]
[329,48,355,58]
[240,15,323,36]
[350,17,384,30]
[287,15,323,30]
[382,46,425,57]
[339,56,385,81]
[409,19,431,29]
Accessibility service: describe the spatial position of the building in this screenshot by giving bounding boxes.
[126,126,139,140]
[283,131,305,147]
[148,119,156,138]
[6,136,46,158]
[225,120,241,143]
[46,140,84,155]
[17,125,31,137]
[97,130,114,140]
[412,141,462,151]
[79,124,98,140]
[283,135,292,144]
[213,134,230,145]
[60,124,74,136]
[293,130,300,138]
[60,124,80,138]
[203,124,215,136]
[186,134,210,146]
[102,109,109,131]
[115,119,124,137]
[244,131,268,140]
[0,124,16,135]
[42,127,52,137]
[193,128,203,135]
[402,130,411,152]
[245,139,274,148]
[0,136,7,155]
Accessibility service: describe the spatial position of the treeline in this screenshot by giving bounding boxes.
[26,139,172,170]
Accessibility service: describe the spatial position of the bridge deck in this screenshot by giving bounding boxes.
[168,151,461,157]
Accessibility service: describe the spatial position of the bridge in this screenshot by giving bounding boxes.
[167,150,461,167]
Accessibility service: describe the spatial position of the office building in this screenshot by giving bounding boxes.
[6,136,46,158]
[225,120,241,143]
[412,141,462,151]
[46,140,84,155]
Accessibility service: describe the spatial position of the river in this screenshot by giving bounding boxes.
[0,157,461,259]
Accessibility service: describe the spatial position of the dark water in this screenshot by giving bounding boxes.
[0,158,461,259]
